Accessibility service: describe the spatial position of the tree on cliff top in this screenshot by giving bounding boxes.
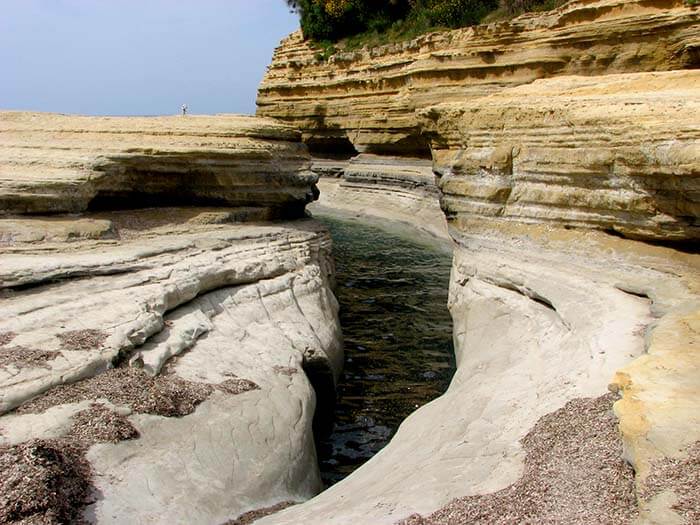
[285,0,410,41]
[285,0,497,42]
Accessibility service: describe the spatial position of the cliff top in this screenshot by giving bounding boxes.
[0,111,301,141]
[0,111,315,216]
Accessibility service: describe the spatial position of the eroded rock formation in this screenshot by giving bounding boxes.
[309,154,449,239]
[0,112,316,217]
[0,114,342,523]
[259,216,698,525]
[421,70,700,241]
[420,76,699,521]
[256,4,699,524]
[2,0,698,519]
[258,0,699,156]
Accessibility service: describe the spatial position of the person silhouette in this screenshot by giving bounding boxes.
[181,104,188,116]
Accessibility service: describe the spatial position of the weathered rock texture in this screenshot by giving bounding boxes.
[1,217,341,524]
[258,0,699,155]
[0,114,342,524]
[260,208,699,525]
[309,154,449,240]
[0,112,316,216]
[612,305,700,524]
[422,70,700,242]
[257,14,699,525]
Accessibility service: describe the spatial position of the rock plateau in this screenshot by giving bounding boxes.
[1,0,699,521]
[0,112,342,524]
[0,112,316,217]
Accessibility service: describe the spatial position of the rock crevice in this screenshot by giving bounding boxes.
[255,5,700,523]
[0,114,343,524]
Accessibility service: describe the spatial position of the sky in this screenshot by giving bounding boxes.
[0,0,300,116]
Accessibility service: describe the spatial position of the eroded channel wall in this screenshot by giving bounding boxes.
[256,1,700,523]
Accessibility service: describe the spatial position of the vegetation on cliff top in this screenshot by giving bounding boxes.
[285,0,566,49]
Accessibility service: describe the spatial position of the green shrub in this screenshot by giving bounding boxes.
[498,0,565,16]
[416,0,496,27]
[313,40,338,61]
[284,0,560,45]
[285,0,411,41]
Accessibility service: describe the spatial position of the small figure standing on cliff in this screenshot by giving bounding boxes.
[181,104,188,116]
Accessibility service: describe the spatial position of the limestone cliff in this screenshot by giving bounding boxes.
[256,3,700,524]
[421,70,700,241]
[0,112,316,217]
[258,0,699,156]
[0,115,342,524]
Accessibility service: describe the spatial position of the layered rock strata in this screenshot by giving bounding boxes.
[309,154,449,240]
[421,70,700,241]
[0,115,342,524]
[0,112,316,217]
[258,0,699,155]
[259,71,699,524]
[260,198,700,525]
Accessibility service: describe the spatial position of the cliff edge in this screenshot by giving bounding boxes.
[258,0,699,156]
[0,113,342,524]
[256,1,699,523]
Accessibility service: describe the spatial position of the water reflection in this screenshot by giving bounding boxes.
[316,216,455,486]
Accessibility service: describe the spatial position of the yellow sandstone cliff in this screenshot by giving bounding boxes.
[256,1,700,523]
[258,0,699,156]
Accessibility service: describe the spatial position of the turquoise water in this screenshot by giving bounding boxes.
[315,215,455,486]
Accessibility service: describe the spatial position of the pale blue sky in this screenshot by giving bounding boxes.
[1,0,299,115]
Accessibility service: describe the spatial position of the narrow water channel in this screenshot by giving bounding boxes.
[315,215,455,486]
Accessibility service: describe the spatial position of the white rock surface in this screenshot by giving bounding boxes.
[85,263,340,524]
[0,211,342,523]
[309,154,449,241]
[258,217,700,524]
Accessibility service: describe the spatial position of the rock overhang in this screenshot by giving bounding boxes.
[419,70,700,243]
[257,0,700,156]
[0,111,317,217]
